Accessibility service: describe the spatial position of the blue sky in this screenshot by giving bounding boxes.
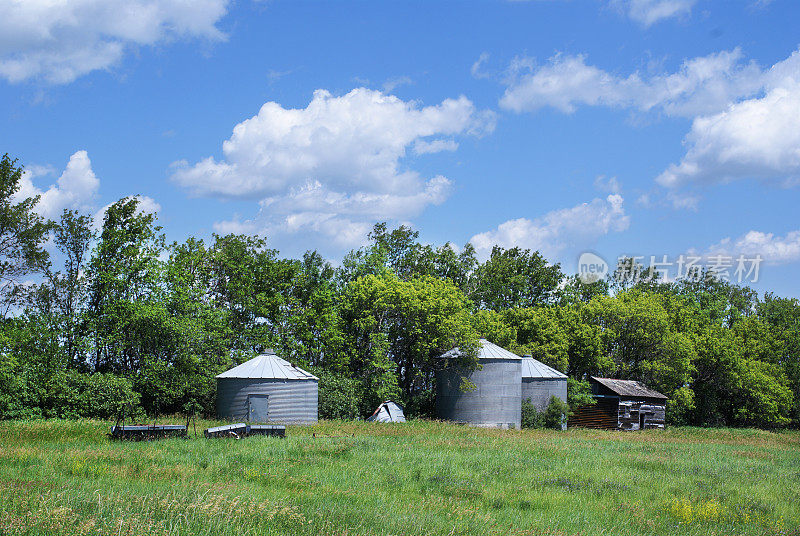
[1,0,799,296]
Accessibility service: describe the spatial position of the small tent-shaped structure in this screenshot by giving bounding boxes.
[366,401,406,423]
[216,349,318,424]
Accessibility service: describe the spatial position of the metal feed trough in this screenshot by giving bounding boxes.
[109,424,187,441]
[204,423,285,439]
[248,424,286,437]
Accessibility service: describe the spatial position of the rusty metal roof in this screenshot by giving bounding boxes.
[217,349,318,380]
[591,377,667,399]
[522,356,567,380]
[440,339,522,360]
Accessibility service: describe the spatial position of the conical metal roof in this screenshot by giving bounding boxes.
[521,356,567,379]
[216,350,318,380]
[440,339,522,360]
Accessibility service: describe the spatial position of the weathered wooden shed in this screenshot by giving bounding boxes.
[521,355,568,411]
[569,376,667,431]
[216,350,318,424]
[435,339,522,429]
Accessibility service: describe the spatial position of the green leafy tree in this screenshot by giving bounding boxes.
[339,223,477,293]
[504,307,570,372]
[340,272,479,416]
[0,329,21,416]
[86,196,165,373]
[208,234,296,352]
[521,398,544,429]
[566,378,596,410]
[0,154,52,315]
[279,251,345,367]
[585,291,696,396]
[471,246,563,310]
[43,210,94,368]
[133,236,231,415]
[755,294,800,422]
[557,274,610,305]
[471,308,517,348]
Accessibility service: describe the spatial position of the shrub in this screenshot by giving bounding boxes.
[667,385,696,426]
[522,396,568,430]
[0,339,21,418]
[521,398,544,429]
[81,373,142,419]
[543,396,569,430]
[43,371,141,419]
[317,371,360,420]
[567,378,596,411]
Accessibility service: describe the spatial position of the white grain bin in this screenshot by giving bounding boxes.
[521,355,568,411]
[435,339,522,429]
[216,349,318,424]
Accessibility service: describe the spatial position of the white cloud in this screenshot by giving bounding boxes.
[382,75,412,93]
[707,230,800,264]
[15,150,100,220]
[500,47,772,117]
[665,190,700,210]
[471,52,491,80]
[500,46,800,200]
[656,82,800,188]
[173,87,495,253]
[0,0,229,84]
[413,139,459,155]
[594,175,622,194]
[469,194,630,261]
[14,152,163,237]
[613,0,696,27]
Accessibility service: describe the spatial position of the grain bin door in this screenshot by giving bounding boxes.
[247,394,269,422]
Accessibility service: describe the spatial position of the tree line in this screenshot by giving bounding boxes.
[1,153,798,428]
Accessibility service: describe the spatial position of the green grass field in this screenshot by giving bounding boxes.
[0,420,798,536]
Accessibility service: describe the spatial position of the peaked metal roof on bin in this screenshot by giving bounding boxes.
[521,356,567,379]
[216,350,318,380]
[440,339,522,360]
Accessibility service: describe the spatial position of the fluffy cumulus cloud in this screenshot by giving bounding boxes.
[172,87,495,251]
[14,150,100,219]
[470,194,630,261]
[500,45,800,199]
[657,80,800,188]
[613,0,697,27]
[14,151,162,233]
[499,47,779,117]
[0,0,229,84]
[706,229,800,265]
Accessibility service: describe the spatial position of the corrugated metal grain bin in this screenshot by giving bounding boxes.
[521,355,568,411]
[435,339,522,429]
[216,350,318,424]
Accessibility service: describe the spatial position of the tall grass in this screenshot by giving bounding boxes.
[0,419,797,535]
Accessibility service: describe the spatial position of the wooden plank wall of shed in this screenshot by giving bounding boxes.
[568,398,618,429]
[617,400,666,430]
